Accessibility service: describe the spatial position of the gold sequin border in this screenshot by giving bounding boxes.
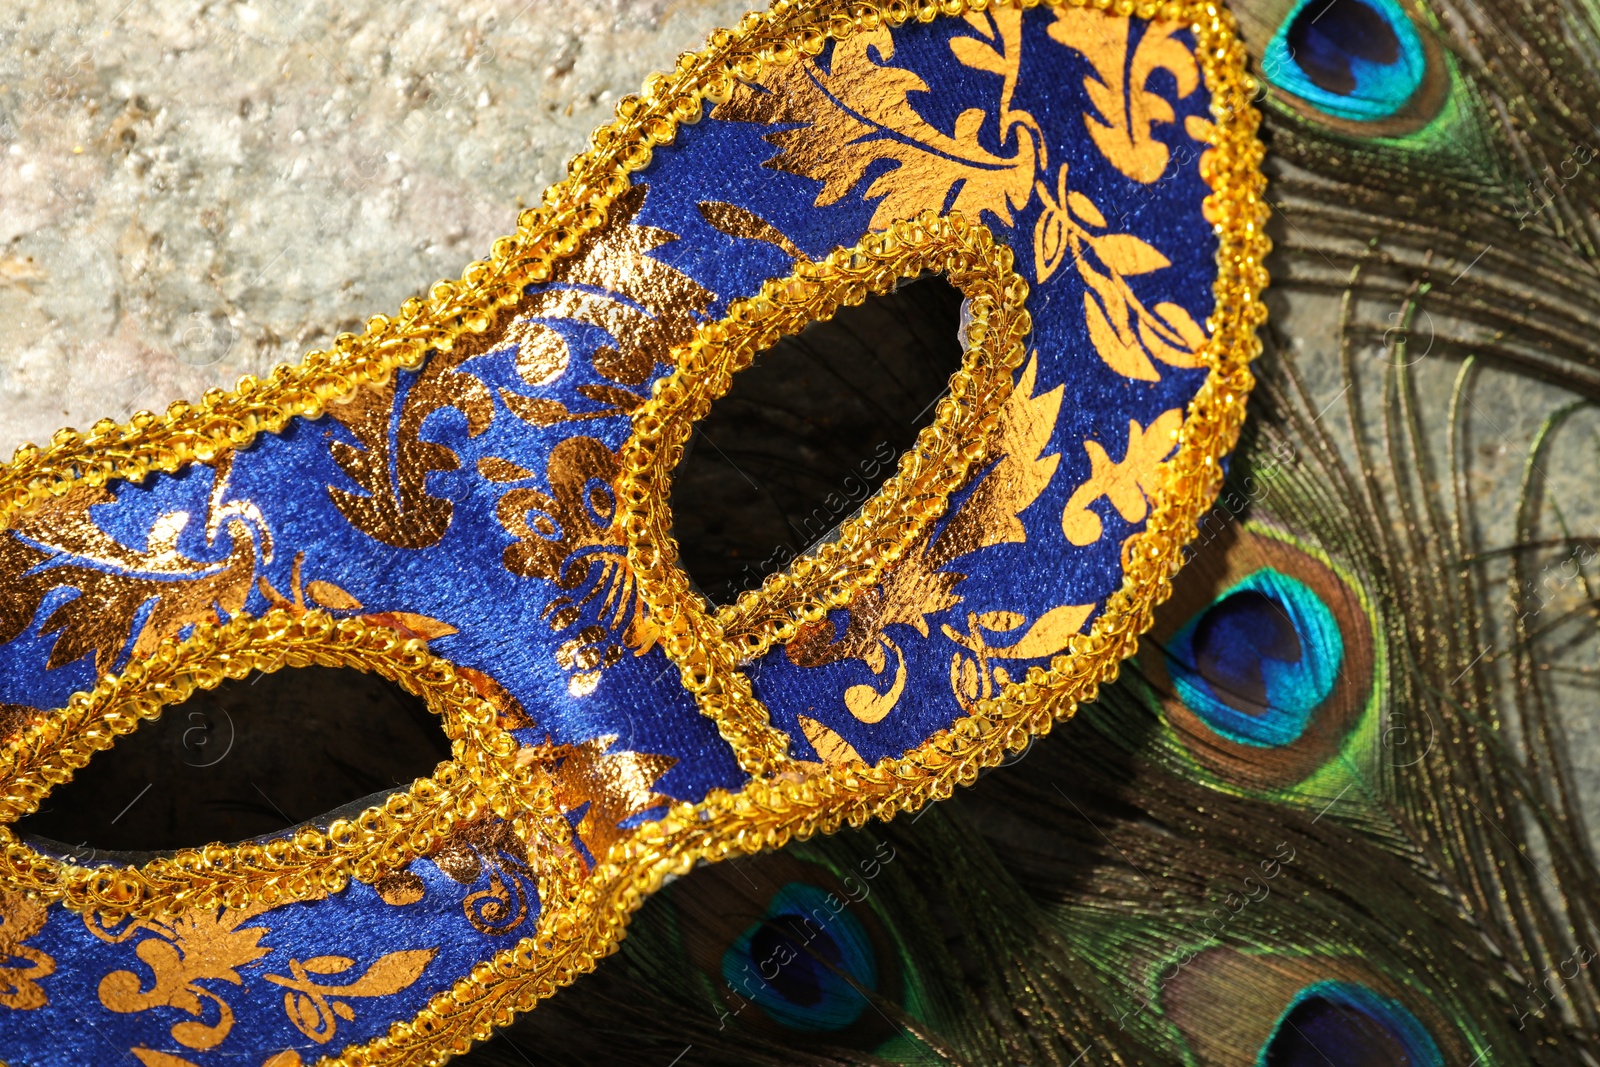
[620,214,1029,777]
[0,609,568,918]
[325,0,1269,1064]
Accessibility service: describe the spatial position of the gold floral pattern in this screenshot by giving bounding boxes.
[1046,7,1200,183]
[788,352,1090,722]
[326,334,495,550]
[0,455,267,673]
[256,549,459,641]
[1060,408,1184,546]
[718,8,1209,386]
[488,435,653,695]
[718,11,1043,232]
[265,948,434,1044]
[90,905,274,1051]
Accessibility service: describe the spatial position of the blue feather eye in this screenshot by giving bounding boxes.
[722,882,879,1032]
[1262,981,1444,1067]
[1166,569,1344,748]
[1262,0,1430,123]
[1145,525,1376,791]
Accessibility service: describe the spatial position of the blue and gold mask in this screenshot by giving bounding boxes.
[0,1,1265,1063]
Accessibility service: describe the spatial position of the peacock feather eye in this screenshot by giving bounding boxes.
[1143,521,1379,795]
[720,881,880,1033]
[1165,568,1345,749]
[1264,0,1427,122]
[1244,0,1452,137]
[1261,981,1444,1067]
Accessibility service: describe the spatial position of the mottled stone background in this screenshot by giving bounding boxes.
[0,0,747,452]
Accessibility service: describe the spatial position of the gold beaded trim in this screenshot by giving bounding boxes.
[0,609,553,918]
[327,0,1269,1062]
[620,214,1029,778]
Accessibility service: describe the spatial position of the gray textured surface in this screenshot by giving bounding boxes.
[0,0,749,453]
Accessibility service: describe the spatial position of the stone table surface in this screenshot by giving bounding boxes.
[1,0,750,453]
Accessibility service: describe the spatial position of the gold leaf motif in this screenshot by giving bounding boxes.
[304,579,362,611]
[326,336,494,550]
[91,904,274,1051]
[0,890,54,1011]
[265,948,435,1044]
[941,602,1094,709]
[492,434,651,690]
[257,551,457,643]
[789,353,1089,722]
[797,715,864,766]
[1046,9,1198,183]
[0,457,266,674]
[499,183,716,427]
[1033,165,1206,381]
[1060,408,1184,545]
[373,870,426,908]
[716,10,1043,231]
[696,200,809,262]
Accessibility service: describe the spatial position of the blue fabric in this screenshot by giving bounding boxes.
[0,9,1221,1062]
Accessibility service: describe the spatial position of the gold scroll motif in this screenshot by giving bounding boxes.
[1046,8,1199,183]
[717,9,1209,383]
[484,436,656,696]
[498,182,717,425]
[0,890,54,1010]
[90,905,276,1052]
[265,949,435,1045]
[787,353,1092,736]
[0,455,266,675]
[374,819,544,937]
[1060,408,1183,546]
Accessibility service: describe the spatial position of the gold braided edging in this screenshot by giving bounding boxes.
[326,0,1270,1062]
[620,214,1029,778]
[0,610,569,918]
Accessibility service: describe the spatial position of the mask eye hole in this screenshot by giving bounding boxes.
[13,665,452,857]
[671,276,966,606]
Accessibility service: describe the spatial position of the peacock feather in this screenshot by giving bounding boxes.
[456,0,1600,1062]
